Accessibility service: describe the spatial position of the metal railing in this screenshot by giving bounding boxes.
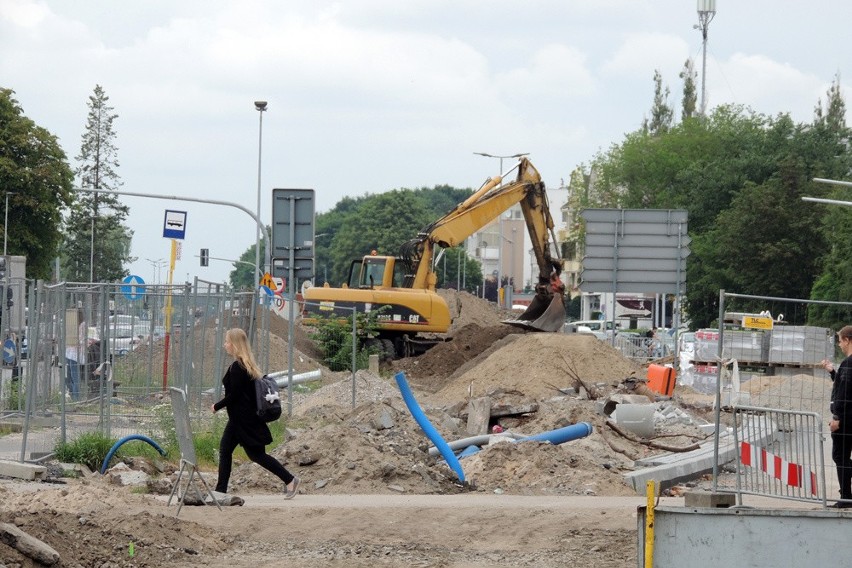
[731,405,827,505]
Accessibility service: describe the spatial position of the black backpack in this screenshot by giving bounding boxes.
[254,374,282,422]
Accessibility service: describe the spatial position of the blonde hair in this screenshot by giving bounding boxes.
[225,328,262,379]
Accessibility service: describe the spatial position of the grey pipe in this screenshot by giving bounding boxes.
[267,369,322,389]
[204,369,321,395]
[427,432,524,457]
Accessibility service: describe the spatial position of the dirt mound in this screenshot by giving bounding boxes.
[739,372,832,415]
[430,333,643,403]
[437,289,515,333]
[221,366,705,498]
[0,481,227,565]
[270,312,325,362]
[392,323,528,392]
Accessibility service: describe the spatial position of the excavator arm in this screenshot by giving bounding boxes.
[399,158,565,331]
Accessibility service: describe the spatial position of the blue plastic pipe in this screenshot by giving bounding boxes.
[394,372,465,483]
[100,434,167,474]
[519,422,593,444]
[455,424,594,460]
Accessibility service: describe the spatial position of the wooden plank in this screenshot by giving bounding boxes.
[466,397,491,436]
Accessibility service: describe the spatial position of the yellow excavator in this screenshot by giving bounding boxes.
[302,157,566,358]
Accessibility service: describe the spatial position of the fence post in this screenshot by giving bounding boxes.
[351,306,357,409]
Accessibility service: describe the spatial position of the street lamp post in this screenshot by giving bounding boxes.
[254,101,268,278]
[313,233,331,285]
[3,192,16,256]
[473,152,529,307]
[510,227,517,293]
[250,101,268,342]
[146,258,165,284]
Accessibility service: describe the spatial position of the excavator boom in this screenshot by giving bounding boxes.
[402,158,565,332]
[302,157,565,359]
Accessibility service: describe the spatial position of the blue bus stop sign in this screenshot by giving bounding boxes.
[121,275,146,301]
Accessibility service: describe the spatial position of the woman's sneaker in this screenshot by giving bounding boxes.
[285,477,301,500]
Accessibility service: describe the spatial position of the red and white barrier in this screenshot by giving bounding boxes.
[740,441,817,495]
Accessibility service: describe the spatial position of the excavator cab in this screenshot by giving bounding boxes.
[347,253,398,289]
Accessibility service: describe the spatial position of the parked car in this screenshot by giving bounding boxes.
[109,314,138,326]
[132,323,166,345]
[89,326,141,357]
[563,319,618,340]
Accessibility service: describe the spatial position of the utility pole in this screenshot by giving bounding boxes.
[695,0,717,116]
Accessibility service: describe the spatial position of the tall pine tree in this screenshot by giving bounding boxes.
[61,85,133,282]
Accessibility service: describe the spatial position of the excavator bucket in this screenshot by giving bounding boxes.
[503,290,566,332]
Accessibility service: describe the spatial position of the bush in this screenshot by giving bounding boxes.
[309,310,383,371]
[54,431,118,471]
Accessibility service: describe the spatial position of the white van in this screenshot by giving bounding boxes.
[563,320,617,340]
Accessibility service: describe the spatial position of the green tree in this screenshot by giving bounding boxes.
[229,231,268,290]
[0,88,74,279]
[233,185,492,291]
[808,75,852,328]
[582,98,851,329]
[330,190,434,280]
[814,73,846,132]
[435,246,483,292]
[679,59,698,121]
[642,70,674,136]
[61,85,133,282]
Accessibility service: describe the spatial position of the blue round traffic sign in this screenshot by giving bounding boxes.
[121,275,146,301]
[3,338,16,364]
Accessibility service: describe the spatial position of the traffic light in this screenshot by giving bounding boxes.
[6,286,11,308]
[200,248,209,267]
[0,257,5,280]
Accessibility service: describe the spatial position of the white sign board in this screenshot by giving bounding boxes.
[163,210,188,240]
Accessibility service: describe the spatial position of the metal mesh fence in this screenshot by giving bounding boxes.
[0,280,368,463]
[711,291,852,506]
[612,333,673,365]
[0,280,325,460]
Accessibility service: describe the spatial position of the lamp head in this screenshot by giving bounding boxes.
[254,101,268,111]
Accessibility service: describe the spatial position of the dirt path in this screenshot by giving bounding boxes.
[164,493,676,567]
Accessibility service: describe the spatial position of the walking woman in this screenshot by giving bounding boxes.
[211,328,300,498]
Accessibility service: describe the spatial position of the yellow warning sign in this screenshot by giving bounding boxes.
[260,272,274,289]
[743,316,773,330]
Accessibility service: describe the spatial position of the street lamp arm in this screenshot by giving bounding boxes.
[813,177,852,188]
[473,152,530,159]
[72,187,272,275]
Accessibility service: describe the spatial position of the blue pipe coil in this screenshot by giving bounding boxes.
[100,434,167,474]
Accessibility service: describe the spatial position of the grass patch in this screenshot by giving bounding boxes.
[55,401,296,475]
[54,431,118,472]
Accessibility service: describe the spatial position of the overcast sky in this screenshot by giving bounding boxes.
[2,0,851,285]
